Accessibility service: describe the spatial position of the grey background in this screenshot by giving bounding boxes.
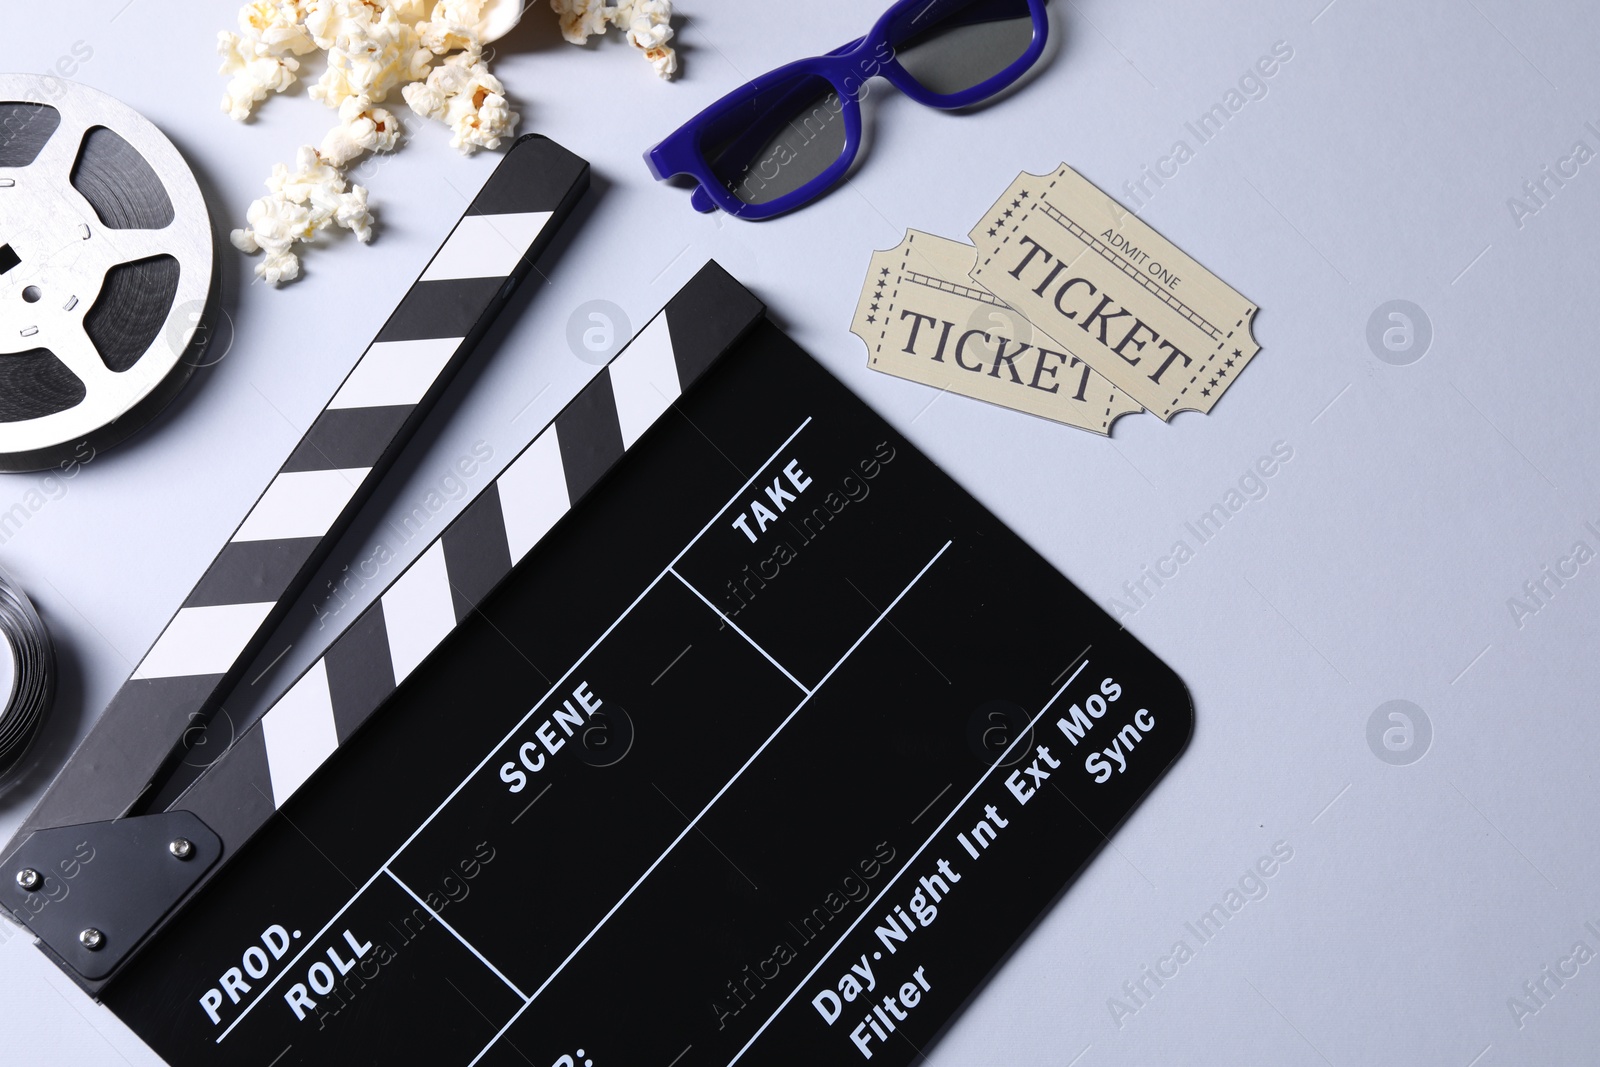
[3,1,1597,1063]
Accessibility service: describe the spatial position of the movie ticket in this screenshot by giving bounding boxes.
[969,165,1261,420]
[852,230,1142,434]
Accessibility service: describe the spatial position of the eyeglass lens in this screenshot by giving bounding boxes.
[701,74,851,208]
[890,0,1036,97]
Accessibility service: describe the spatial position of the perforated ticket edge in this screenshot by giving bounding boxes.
[851,229,1143,436]
[967,165,1262,420]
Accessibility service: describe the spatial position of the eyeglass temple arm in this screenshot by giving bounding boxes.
[690,36,870,213]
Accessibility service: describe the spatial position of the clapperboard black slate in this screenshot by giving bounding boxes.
[100,271,1194,1066]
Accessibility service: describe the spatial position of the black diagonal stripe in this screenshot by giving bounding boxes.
[555,368,625,502]
[470,134,590,216]
[665,261,766,385]
[175,726,277,846]
[22,674,226,834]
[323,605,396,745]
[442,485,513,623]
[375,276,507,343]
[184,538,322,609]
[281,405,415,473]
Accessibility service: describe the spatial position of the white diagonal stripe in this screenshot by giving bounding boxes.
[496,427,570,563]
[262,659,340,807]
[420,212,554,281]
[608,313,681,449]
[233,469,371,543]
[133,602,276,680]
[329,337,463,410]
[382,542,456,683]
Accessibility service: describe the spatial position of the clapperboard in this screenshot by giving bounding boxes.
[3,173,1191,1062]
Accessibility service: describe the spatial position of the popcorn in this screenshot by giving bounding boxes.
[230,146,376,285]
[218,40,301,121]
[333,183,374,243]
[307,2,432,108]
[621,0,672,51]
[303,0,370,51]
[644,46,677,80]
[401,50,517,153]
[550,0,678,80]
[240,0,316,53]
[550,0,608,44]
[318,95,401,166]
[221,0,676,284]
[417,0,487,54]
[217,1,317,120]
[387,0,433,24]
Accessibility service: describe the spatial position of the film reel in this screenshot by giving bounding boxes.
[0,75,214,472]
[0,568,53,787]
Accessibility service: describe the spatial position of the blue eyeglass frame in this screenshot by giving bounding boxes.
[644,0,1049,221]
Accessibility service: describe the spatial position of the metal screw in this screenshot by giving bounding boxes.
[79,928,104,951]
[15,868,41,891]
[168,838,194,860]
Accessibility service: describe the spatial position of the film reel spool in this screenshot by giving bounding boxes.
[0,75,214,472]
[0,568,54,787]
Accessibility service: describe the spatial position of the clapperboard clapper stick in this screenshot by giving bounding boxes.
[0,133,592,992]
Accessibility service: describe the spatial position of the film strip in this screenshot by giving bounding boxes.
[0,567,53,786]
